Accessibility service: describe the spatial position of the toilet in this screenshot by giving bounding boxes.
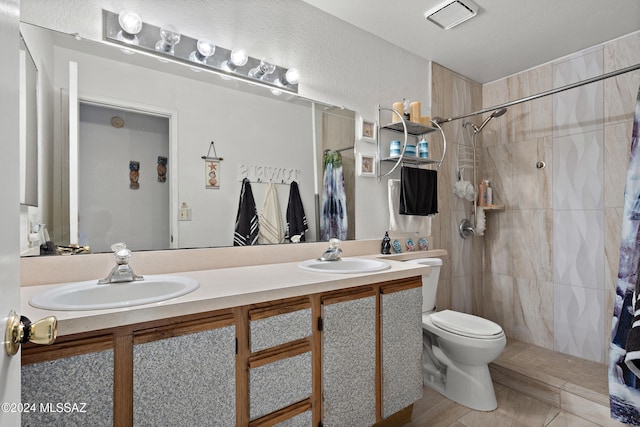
[408,258,506,411]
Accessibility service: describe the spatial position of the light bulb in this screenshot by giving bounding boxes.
[155,25,181,55]
[117,10,143,45]
[189,39,215,64]
[222,48,249,72]
[230,49,249,67]
[271,88,283,96]
[248,58,276,79]
[284,68,300,85]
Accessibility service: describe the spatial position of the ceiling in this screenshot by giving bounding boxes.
[301,0,640,84]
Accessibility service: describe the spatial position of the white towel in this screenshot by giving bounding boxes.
[388,179,431,235]
[258,182,284,244]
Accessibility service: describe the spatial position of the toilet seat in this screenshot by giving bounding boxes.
[429,310,503,339]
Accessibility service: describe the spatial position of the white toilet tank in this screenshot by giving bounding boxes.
[408,258,442,313]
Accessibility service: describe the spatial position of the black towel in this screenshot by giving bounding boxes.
[285,181,308,242]
[234,178,259,246]
[399,166,438,216]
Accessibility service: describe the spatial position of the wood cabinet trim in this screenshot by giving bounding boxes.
[321,286,376,305]
[249,297,311,321]
[380,277,422,294]
[248,398,312,427]
[113,333,133,426]
[133,313,235,345]
[22,334,113,365]
[248,338,311,369]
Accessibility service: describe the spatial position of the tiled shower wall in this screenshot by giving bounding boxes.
[480,31,640,363]
[429,63,483,314]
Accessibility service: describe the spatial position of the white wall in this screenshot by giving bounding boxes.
[20,0,433,242]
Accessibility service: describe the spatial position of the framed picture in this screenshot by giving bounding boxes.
[358,115,377,142]
[357,153,376,177]
[205,159,220,189]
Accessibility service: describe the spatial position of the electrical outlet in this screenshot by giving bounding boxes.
[179,204,192,221]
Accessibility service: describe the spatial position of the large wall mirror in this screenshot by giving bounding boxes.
[19,34,38,207]
[19,22,356,256]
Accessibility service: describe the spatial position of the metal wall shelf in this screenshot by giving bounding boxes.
[376,105,446,179]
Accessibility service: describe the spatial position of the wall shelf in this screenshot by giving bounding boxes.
[376,105,447,179]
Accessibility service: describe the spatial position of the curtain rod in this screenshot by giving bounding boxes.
[435,62,640,125]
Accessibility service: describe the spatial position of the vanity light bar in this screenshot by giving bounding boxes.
[102,10,299,94]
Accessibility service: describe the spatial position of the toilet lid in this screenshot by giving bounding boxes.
[430,310,503,339]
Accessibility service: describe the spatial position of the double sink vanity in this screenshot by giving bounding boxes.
[19,240,445,426]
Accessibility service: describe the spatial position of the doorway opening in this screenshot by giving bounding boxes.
[78,103,171,252]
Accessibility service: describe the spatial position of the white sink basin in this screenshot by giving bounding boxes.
[298,257,390,274]
[29,274,199,311]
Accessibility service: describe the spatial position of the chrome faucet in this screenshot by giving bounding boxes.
[98,243,144,284]
[319,238,342,261]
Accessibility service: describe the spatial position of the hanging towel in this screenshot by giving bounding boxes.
[258,182,284,244]
[399,166,438,216]
[285,181,308,242]
[234,178,259,246]
[609,84,640,425]
[388,179,431,236]
[321,151,348,240]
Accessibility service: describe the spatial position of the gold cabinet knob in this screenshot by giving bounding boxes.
[4,310,57,356]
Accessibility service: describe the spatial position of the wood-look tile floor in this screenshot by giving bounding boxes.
[403,383,599,427]
[402,339,614,427]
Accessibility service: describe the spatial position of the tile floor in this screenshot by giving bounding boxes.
[402,340,627,427]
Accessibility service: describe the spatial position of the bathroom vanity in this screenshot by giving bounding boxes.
[18,248,443,427]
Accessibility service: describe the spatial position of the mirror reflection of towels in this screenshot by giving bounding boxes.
[399,166,438,216]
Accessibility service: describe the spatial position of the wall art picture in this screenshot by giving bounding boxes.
[357,153,376,177]
[129,160,140,189]
[358,115,377,142]
[206,159,220,189]
[157,156,167,182]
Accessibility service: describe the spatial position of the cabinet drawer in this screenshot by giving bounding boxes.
[249,301,312,353]
[249,350,312,420]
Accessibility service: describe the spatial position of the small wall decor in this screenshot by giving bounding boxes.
[202,140,223,189]
[157,156,167,182]
[129,160,140,189]
[238,163,300,184]
[205,160,220,189]
[357,115,377,142]
[357,153,376,177]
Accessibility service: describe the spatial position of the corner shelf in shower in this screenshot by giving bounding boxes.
[376,105,447,179]
[481,204,505,211]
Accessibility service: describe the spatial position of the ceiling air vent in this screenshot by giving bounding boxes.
[425,0,479,30]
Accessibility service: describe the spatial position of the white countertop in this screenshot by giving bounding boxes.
[20,254,432,336]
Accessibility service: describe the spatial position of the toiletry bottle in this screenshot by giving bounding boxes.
[381,231,391,255]
[477,180,487,207]
[485,180,493,206]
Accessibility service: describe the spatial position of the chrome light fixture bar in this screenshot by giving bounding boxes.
[102,10,299,94]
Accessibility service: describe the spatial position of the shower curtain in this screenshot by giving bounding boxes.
[609,85,640,426]
[320,151,348,241]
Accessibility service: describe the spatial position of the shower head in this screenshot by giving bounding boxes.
[474,108,507,133]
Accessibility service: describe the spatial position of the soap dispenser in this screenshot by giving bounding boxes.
[381,231,391,255]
